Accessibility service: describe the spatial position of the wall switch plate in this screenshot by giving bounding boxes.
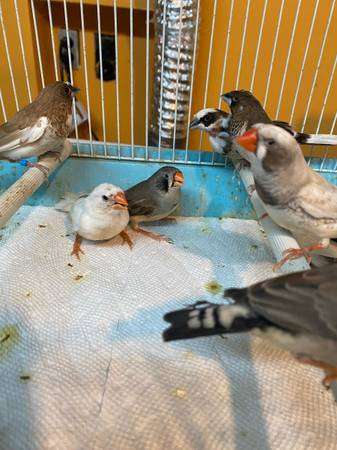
[58,29,80,70]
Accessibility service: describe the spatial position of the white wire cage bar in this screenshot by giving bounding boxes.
[0,0,336,171]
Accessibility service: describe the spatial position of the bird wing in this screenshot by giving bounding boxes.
[125,181,158,217]
[55,192,88,213]
[293,171,337,220]
[0,116,49,153]
[244,264,337,340]
[272,120,295,136]
[127,197,155,217]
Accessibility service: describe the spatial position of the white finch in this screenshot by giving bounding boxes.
[56,183,131,259]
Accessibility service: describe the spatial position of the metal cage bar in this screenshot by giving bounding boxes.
[113,0,121,158]
[0,88,7,122]
[235,0,251,90]
[275,0,302,118]
[0,2,19,111]
[79,0,93,156]
[13,0,32,102]
[30,0,45,88]
[96,0,107,156]
[172,3,184,160]
[263,0,286,108]
[198,0,218,155]
[129,0,135,158]
[145,0,151,159]
[46,0,59,81]
[250,0,268,92]
[62,0,80,155]
[158,0,168,160]
[185,0,201,157]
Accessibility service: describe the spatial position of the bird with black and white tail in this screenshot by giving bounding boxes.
[221,90,337,146]
[163,263,337,389]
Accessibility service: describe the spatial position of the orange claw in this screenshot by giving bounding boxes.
[133,226,173,244]
[120,230,133,250]
[297,357,337,389]
[71,234,84,260]
[258,212,269,221]
[273,243,326,271]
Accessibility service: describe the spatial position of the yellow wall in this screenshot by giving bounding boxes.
[32,0,155,145]
[189,0,337,155]
[0,0,336,156]
[0,0,41,118]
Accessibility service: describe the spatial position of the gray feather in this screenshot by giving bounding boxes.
[234,264,337,341]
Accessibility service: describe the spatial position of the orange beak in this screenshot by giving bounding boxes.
[235,128,258,152]
[113,191,128,207]
[174,171,184,185]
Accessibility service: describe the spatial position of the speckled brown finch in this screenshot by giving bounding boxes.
[0,81,78,174]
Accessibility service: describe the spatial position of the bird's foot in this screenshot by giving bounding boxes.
[53,152,63,163]
[273,242,327,271]
[20,160,50,180]
[233,158,250,171]
[119,230,133,250]
[273,247,312,271]
[297,357,337,390]
[258,212,269,221]
[71,234,84,260]
[247,184,256,196]
[135,227,173,244]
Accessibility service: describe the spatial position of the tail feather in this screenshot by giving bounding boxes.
[271,120,337,146]
[296,133,337,146]
[162,301,265,342]
[272,120,296,136]
[55,192,87,213]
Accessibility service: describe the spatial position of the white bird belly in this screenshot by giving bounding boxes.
[264,204,337,240]
[72,208,129,241]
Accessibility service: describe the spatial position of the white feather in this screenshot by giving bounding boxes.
[55,192,87,213]
[303,134,337,146]
[0,116,49,153]
[68,183,129,242]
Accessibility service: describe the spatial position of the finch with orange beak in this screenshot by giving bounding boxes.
[125,166,184,243]
[56,183,131,259]
[235,124,337,268]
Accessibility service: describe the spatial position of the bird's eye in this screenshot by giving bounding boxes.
[232,96,238,102]
[203,115,212,127]
[268,139,275,145]
[165,174,169,179]
[102,195,108,201]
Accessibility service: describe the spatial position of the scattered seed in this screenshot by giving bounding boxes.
[172,388,187,399]
[74,274,84,281]
[20,374,31,382]
[0,333,10,344]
